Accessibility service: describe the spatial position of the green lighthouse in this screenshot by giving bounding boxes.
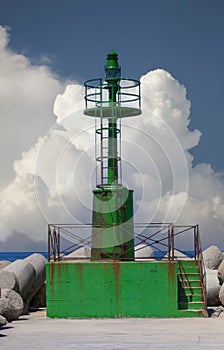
[46,51,208,319]
[84,50,141,260]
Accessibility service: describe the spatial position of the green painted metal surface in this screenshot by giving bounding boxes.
[105,50,120,185]
[104,50,121,185]
[91,187,134,260]
[105,49,121,84]
[83,52,141,261]
[47,261,176,318]
[46,260,206,318]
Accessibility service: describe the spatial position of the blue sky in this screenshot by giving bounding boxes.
[0,0,223,172]
[0,0,224,250]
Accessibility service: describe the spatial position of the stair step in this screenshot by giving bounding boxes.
[179,301,204,305]
[178,287,203,297]
[178,301,204,309]
[180,266,200,270]
[178,261,198,266]
[178,272,200,276]
[178,277,201,282]
[178,294,203,302]
[180,286,202,290]
[179,282,201,289]
[178,265,199,271]
[178,310,206,318]
[178,270,199,273]
[178,267,200,273]
[178,276,201,280]
[178,276,201,281]
[179,293,202,296]
[178,301,205,310]
[180,278,201,282]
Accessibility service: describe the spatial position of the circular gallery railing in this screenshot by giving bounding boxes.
[84,78,141,118]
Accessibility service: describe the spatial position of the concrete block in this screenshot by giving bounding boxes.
[203,245,223,270]
[0,259,35,300]
[30,283,46,309]
[0,289,24,322]
[66,247,91,259]
[24,254,46,304]
[206,268,221,306]
[0,261,11,271]
[219,283,224,306]
[0,269,16,290]
[0,314,7,327]
[135,243,154,261]
[217,260,224,285]
[163,249,188,260]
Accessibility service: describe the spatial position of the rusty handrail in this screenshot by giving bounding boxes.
[48,223,204,263]
[195,225,208,317]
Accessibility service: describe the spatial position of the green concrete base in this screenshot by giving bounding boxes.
[46,261,206,318]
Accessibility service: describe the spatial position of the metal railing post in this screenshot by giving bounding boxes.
[53,228,57,262]
[168,225,171,261]
[48,224,51,262]
[57,227,60,261]
[194,225,197,260]
[171,224,174,260]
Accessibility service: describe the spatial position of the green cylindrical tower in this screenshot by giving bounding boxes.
[105,50,120,184]
[84,50,141,260]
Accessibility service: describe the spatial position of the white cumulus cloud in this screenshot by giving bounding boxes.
[0,25,224,251]
[0,26,65,189]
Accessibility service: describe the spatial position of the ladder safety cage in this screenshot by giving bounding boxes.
[84,78,141,112]
[84,78,141,188]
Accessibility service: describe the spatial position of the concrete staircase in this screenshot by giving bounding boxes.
[177,260,207,317]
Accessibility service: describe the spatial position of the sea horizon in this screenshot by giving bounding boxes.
[0,250,198,262]
[0,251,48,262]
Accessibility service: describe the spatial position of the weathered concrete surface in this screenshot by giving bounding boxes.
[29,283,46,308]
[219,283,224,306]
[66,247,91,259]
[135,243,154,260]
[0,254,46,315]
[0,259,35,300]
[0,289,24,322]
[218,260,224,285]
[203,245,223,270]
[0,261,11,271]
[0,314,7,327]
[1,309,224,350]
[24,254,46,304]
[163,249,188,260]
[206,268,221,306]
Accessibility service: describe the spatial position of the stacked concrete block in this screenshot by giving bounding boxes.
[24,254,46,304]
[163,249,188,260]
[0,261,10,271]
[0,259,35,300]
[203,245,223,270]
[205,268,221,306]
[202,245,224,307]
[219,284,224,305]
[135,243,154,261]
[66,247,91,259]
[0,289,24,322]
[29,283,46,309]
[217,260,224,285]
[0,253,46,322]
[0,315,7,327]
[218,260,224,306]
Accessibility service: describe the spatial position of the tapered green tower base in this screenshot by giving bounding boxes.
[91,186,134,260]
